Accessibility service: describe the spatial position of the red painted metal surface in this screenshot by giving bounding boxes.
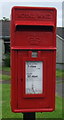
[10,6,57,113]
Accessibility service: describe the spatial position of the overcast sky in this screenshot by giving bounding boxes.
[0,0,64,27]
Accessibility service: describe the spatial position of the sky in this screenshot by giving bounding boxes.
[0,0,64,27]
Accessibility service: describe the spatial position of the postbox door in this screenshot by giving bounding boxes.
[17,50,56,110]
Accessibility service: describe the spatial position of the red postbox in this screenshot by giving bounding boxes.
[10,6,57,113]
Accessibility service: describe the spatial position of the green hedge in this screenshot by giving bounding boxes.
[4,53,10,67]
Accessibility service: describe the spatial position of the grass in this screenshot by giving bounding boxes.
[2,84,22,118]
[56,80,64,84]
[0,75,10,81]
[2,67,10,72]
[1,84,63,119]
[0,67,10,81]
[56,69,64,78]
[0,67,2,71]
[0,84,2,119]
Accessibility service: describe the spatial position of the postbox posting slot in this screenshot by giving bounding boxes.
[13,23,55,49]
[15,25,54,32]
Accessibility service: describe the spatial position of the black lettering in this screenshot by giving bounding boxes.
[32,76,38,77]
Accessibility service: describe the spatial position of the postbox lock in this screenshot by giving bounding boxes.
[32,51,38,58]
